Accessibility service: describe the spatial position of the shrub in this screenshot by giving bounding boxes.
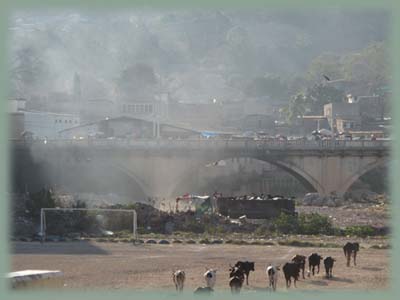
[254,224,272,236]
[298,213,335,235]
[344,225,376,237]
[272,213,335,235]
[273,213,299,234]
[278,240,315,247]
[25,188,56,219]
[199,238,211,244]
[205,224,226,235]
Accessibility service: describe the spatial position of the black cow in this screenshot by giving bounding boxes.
[324,257,335,278]
[308,253,323,276]
[291,254,306,279]
[234,261,255,285]
[229,266,245,294]
[343,242,360,267]
[282,262,301,288]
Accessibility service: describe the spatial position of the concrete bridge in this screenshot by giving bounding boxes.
[11,139,390,199]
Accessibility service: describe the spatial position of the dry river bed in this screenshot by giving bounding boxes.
[12,241,389,292]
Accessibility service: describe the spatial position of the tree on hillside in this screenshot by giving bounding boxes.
[9,46,49,97]
[342,42,389,94]
[305,84,345,114]
[244,75,288,100]
[283,83,345,124]
[306,53,343,84]
[116,63,158,98]
[283,93,310,124]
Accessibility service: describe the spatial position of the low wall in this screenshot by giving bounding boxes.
[7,270,64,290]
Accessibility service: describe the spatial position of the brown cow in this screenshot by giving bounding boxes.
[291,255,306,279]
[282,262,301,288]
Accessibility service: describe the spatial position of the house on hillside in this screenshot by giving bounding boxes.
[324,102,361,133]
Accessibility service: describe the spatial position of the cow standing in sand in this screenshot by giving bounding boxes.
[234,261,255,285]
[324,257,336,278]
[266,264,280,291]
[343,242,360,266]
[229,266,245,294]
[204,269,217,289]
[172,270,185,292]
[291,255,306,279]
[282,262,301,288]
[308,253,323,276]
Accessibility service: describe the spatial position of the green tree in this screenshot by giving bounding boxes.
[342,42,389,94]
[116,63,157,97]
[306,53,343,83]
[283,93,310,124]
[305,84,345,114]
[9,46,48,97]
[26,188,55,219]
[244,75,288,100]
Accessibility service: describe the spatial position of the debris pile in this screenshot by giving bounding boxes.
[302,193,344,207]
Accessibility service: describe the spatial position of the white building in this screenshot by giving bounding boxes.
[23,111,80,139]
[9,98,27,112]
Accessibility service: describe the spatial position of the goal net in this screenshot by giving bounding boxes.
[39,208,137,242]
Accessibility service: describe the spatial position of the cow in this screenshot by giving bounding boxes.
[229,266,245,294]
[204,268,217,289]
[172,270,185,292]
[266,264,280,292]
[308,253,323,276]
[291,254,306,279]
[282,262,300,288]
[194,287,213,295]
[343,242,360,267]
[234,261,255,285]
[324,257,336,278]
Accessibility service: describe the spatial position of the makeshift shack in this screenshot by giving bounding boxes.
[215,197,295,219]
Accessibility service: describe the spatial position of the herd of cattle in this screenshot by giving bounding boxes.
[172,242,360,294]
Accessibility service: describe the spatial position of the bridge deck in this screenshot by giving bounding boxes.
[10,139,391,151]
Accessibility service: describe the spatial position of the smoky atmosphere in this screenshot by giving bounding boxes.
[8,7,391,293]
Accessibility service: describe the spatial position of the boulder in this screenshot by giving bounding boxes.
[302,193,345,207]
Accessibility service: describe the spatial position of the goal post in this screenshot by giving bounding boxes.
[40,208,137,243]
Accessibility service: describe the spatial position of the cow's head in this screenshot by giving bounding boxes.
[205,269,217,277]
[249,262,255,271]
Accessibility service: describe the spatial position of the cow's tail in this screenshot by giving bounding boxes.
[343,247,346,257]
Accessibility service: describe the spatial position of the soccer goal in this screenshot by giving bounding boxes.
[39,208,137,243]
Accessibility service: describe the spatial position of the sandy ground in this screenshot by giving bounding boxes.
[11,241,389,292]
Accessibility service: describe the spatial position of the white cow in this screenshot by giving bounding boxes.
[172,270,185,292]
[204,269,217,289]
[266,265,280,292]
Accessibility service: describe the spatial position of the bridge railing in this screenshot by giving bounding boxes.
[10,138,391,150]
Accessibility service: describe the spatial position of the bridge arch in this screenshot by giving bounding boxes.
[339,157,389,196]
[170,155,318,198]
[266,159,320,193]
[112,162,152,199]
